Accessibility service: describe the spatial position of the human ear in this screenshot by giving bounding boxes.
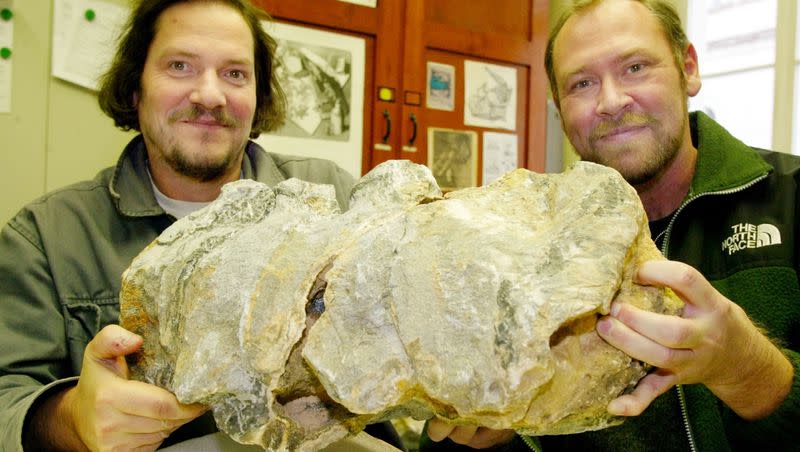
[683,43,701,97]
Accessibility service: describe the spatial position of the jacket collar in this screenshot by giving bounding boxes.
[689,111,772,196]
[108,135,285,218]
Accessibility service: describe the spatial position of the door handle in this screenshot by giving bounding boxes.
[382,110,392,143]
[408,113,417,146]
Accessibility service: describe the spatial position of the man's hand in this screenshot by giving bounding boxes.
[28,325,207,451]
[426,418,515,449]
[597,260,793,420]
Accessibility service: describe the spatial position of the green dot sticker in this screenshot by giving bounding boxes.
[1,8,12,21]
[0,48,11,60]
[85,9,96,22]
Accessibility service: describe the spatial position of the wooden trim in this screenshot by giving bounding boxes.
[426,25,535,65]
[253,0,378,35]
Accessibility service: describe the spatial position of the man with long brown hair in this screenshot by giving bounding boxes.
[0,1,365,450]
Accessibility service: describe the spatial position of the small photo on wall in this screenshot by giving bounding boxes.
[427,128,478,191]
[426,62,455,111]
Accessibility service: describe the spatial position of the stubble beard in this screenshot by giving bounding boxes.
[162,106,245,182]
[581,113,683,186]
[165,141,240,182]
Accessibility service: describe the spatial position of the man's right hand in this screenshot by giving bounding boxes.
[427,418,516,449]
[26,325,206,451]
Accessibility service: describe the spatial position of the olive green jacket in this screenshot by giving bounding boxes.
[0,135,355,450]
[420,112,800,451]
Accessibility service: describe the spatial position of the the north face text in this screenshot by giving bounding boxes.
[721,223,781,255]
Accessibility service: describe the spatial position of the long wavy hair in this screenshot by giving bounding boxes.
[97,0,286,138]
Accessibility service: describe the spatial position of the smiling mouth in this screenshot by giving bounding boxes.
[599,125,647,140]
[181,118,227,128]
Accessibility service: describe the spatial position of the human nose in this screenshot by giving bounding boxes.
[595,77,631,117]
[189,71,227,109]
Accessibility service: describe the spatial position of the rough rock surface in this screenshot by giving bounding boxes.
[120,160,682,451]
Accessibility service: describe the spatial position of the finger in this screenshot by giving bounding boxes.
[427,418,456,442]
[597,316,692,369]
[635,261,719,311]
[607,370,677,416]
[104,411,184,435]
[113,379,207,421]
[449,425,479,445]
[86,325,143,377]
[611,302,701,348]
[468,428,516,449]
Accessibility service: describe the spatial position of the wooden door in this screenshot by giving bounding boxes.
[400,0,549,189]
[252,0,402,176]
[252,0,549,180]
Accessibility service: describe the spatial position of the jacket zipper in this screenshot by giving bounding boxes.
[659,172,768,452]
[517,173,768,452]
[520,434,542,452]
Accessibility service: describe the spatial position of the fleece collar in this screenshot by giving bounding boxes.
[689,111,772,196]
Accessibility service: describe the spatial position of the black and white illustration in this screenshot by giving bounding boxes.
[482,132,518,185]
[427,127,477,191]
[464,60,517,131]
[257,21,365,178]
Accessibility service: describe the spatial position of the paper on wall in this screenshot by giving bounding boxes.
[464,60,517,131]
[0,0,13,113]
[51,0,128,91]
[482,132,518,185]
[337,0,377,7]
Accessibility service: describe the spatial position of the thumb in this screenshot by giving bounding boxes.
[85,325,143,378]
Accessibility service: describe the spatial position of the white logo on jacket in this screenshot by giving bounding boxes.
[721,223,781,255]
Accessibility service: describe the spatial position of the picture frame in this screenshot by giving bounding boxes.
[256,21,366,178]
[427,127,478,191]
[426,61,455,111]
[464,60,517,131]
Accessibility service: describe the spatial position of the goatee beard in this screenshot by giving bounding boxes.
[168,147,233,182]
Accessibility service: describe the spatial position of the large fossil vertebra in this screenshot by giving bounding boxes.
[120,160,682,451]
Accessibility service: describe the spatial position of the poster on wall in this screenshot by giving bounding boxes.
[482,132,518,185]
[0,0,14,113]
[51,0,129,91]
[426,61,455,111]
[256,21,365,178]
[464,60,517,131]
[427,127,477,191]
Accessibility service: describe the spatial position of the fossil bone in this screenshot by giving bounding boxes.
[120,160,682,451]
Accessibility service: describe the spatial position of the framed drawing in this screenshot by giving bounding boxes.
[256,21,365,178]
[464,60,517,131]
[426,61,455,111]
[427,127,478,191]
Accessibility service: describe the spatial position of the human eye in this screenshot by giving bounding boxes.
[627,62,645,74]
[168,60,191,74]
[570,79,593,92]
[225,69,249,84]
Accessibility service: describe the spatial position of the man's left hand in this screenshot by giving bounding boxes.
[597,260,793,420]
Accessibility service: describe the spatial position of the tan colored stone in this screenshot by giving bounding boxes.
[120,160,682,451]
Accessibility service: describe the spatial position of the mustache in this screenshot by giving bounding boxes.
[590,113,655,140]
[169,106,238,128]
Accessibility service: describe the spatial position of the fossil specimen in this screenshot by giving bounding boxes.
[120,160,682,451]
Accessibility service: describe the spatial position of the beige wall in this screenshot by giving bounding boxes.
[0,0,134,224]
